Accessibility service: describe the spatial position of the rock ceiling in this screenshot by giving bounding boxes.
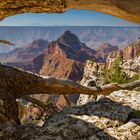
[0,0,140,24]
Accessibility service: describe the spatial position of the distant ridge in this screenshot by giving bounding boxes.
[0,26,140,53]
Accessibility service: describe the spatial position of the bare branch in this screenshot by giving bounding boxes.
[0,40,15,46]
[23,96,48,111]
[0,64,140,125]
[62,94,71,107]
[0,64,140,100]
[118,80,140,90]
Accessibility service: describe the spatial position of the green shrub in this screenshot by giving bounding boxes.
[131,110,140,119]
[104,58,139,84]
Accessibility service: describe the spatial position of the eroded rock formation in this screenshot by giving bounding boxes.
[96,43,119,61]
[39,30,95,81]
[123,37,140,59]
[0,0,140,24]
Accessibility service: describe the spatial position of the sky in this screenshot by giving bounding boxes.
[0,10,139,26]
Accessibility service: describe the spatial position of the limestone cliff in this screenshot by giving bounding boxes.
[123,37,140,59]
[106,37,140,62]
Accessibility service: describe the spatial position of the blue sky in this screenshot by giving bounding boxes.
[0,10,138,26]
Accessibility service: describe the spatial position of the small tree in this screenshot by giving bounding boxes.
[104,58,139,84]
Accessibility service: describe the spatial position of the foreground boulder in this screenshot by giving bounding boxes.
[96,119,140,140]
[0,90,140,140]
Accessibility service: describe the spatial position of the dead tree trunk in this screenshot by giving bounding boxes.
[0,64,140,124]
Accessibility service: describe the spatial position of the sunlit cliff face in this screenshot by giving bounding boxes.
[0,0,140,24]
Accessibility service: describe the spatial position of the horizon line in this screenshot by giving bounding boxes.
[0,25,140,27]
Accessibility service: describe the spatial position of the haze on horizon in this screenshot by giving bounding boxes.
[0,10,139,26]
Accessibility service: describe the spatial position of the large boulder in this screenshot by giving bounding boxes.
[0,90,140,140]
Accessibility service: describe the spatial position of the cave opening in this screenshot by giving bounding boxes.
[0,2,140,137]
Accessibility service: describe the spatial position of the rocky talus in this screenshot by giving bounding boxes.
[0,90,140,139]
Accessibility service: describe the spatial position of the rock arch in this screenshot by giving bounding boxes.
[0,0,140,24]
